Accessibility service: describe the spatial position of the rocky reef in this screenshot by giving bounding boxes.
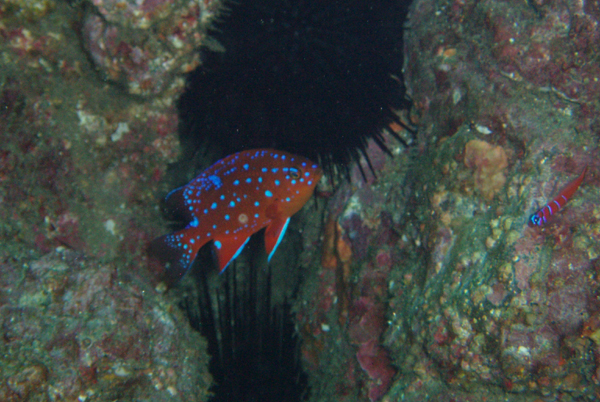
[0,250,211,401]
[0,0,216,400]
[294,0,600,400]
[1,0,600,401]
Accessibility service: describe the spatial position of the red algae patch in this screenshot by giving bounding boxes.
[464,139,508,200]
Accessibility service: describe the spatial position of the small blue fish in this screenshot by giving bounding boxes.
[149,149,322,283]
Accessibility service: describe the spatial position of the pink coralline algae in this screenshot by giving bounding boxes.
[350,297,396,402]
[485,0,600,113]
[356,339,396,402]
[0,250,212,401]
[513,230,545,290]
[545,249,592,335]
[81,0,215,96]
[295,141,407,401]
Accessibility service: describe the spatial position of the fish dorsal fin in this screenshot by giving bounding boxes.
[264,217,291,262]
[212,236,251,273]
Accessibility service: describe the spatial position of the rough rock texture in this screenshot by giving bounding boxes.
[81,0,220,96]
[394,0,600,398]
[296,140,411,402]
[3,0,600,401]
[0,250,212,401]
[0,0,218,399]
[295,0,600,401]
[0,0,222,271]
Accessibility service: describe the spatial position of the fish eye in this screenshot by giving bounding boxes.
[289,167,302,179]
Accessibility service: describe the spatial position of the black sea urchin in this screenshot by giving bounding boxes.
[183,246,307,402]
[178,0,413,177]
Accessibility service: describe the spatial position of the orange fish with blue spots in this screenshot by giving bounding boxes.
[149,149,322,283]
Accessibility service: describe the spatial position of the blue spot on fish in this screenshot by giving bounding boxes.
[209,175,222,187]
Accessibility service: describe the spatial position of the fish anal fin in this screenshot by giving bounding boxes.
[212,236,250,273]
[148,228,208,285]
[264,217,290,262]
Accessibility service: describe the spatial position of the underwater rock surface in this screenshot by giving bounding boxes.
[81,0,216,96]
[296,0,600,400]
[2,0,600,401]
[0,250,212,401]
[0,0,223,270]
[397,0,600,397]
[0,1,215,401]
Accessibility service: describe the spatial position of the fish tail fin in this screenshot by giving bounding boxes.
[148,228,208,285]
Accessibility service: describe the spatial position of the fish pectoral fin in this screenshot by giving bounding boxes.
[164,186,195,222]
[264,217,291,262]
[212,236,250,273]
[265,202,280,220]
